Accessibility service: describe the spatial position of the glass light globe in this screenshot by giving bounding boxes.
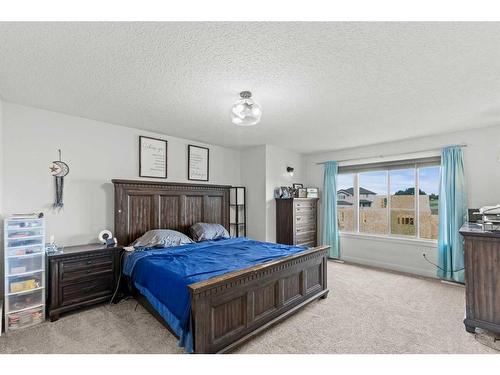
[231,91,262,126]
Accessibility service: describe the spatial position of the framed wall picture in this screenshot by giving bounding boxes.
[139,136,167,179]
[292,183,303,189]
[188,144,209,181]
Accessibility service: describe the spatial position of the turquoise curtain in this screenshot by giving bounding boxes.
[437,146,467,283]
[321,161,340,259]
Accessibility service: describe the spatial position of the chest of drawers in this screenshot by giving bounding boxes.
[460,224,500,336]
[276,198,318,247]
[47,244,121,321]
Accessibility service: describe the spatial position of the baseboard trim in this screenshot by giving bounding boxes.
[329,259,345,264]
[335,259,441,283]
[440,279,465,288]
[340,255,438,279]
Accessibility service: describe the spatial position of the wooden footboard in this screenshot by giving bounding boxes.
[189,245,329,353]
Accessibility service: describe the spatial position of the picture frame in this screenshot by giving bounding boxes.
[292,183,303,189]
[188,144,209,181]
[298,188,307,198]
[280,186,291,199]
[306,187,319,198]
[139,136,167,179]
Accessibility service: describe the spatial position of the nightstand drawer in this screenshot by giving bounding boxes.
[62,265,114,284]
[61,254,114,283]
[62,253,113,271]
[61,275,114,306]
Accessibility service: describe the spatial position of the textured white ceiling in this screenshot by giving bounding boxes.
[1,22,500,153]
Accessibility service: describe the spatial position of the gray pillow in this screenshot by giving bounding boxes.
[189,223,230,242]
[131,229,194,248]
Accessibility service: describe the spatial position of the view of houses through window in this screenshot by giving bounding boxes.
[337,165,440,240]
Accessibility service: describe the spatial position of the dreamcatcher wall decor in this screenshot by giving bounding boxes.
[49,149,70,209]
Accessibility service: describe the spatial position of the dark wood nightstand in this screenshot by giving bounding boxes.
[47,243,122,321]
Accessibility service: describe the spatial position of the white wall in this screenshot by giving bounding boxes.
[2,102,241,246]
[265,145,306,242]
[0,97,3,296]
[240,146,267,241]
[240,144,307,242]
[0,97,3,217]
[305,125,500,278]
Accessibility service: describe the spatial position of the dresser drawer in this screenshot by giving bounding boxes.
[296,231,316,243]
[294,200,316,209]
[296,222,316,234]
[61,254,114,283]
[295,205,316,215]
[295,214,316,225]
[61,275,114,306]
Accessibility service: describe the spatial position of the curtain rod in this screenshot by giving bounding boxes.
[315,143,467,165]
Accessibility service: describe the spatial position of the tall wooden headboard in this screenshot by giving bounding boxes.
[112,179,231,245]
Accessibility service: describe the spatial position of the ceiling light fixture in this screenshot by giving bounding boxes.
[231,91,262,126]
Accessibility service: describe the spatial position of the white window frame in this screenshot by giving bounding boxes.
[337,162,439,242]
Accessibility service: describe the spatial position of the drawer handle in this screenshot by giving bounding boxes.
[87,260,92,265]
[86,270,92,274]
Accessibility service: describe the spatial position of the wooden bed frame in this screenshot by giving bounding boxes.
[113,179,329,353]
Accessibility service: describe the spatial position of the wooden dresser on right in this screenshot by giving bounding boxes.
[275,198,318,247]
[460,223,500,335]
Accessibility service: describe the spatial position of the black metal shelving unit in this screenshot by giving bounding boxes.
[229,186,246,237]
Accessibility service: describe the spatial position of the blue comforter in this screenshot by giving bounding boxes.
[123,237,306,352]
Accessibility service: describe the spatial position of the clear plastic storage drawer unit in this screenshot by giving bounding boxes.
[4,216,46,332]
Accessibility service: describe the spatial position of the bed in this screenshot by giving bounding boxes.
[113,179,329,353]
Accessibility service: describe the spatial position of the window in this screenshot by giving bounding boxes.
[359,171,388,235]
[390,169,415,236]
[418,166,440,240]
[337,158,440,240]
[336,173,355,232]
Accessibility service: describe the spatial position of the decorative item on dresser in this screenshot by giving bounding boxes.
[47,244,122,322]
[459,223,500,336]
[275,197,319,247]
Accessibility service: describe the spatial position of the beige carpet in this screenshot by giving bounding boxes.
[0,261,497,354]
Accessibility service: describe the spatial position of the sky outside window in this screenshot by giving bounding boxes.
[390,169,415,195]
[418,166,440,195]
[359,171,387,195]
